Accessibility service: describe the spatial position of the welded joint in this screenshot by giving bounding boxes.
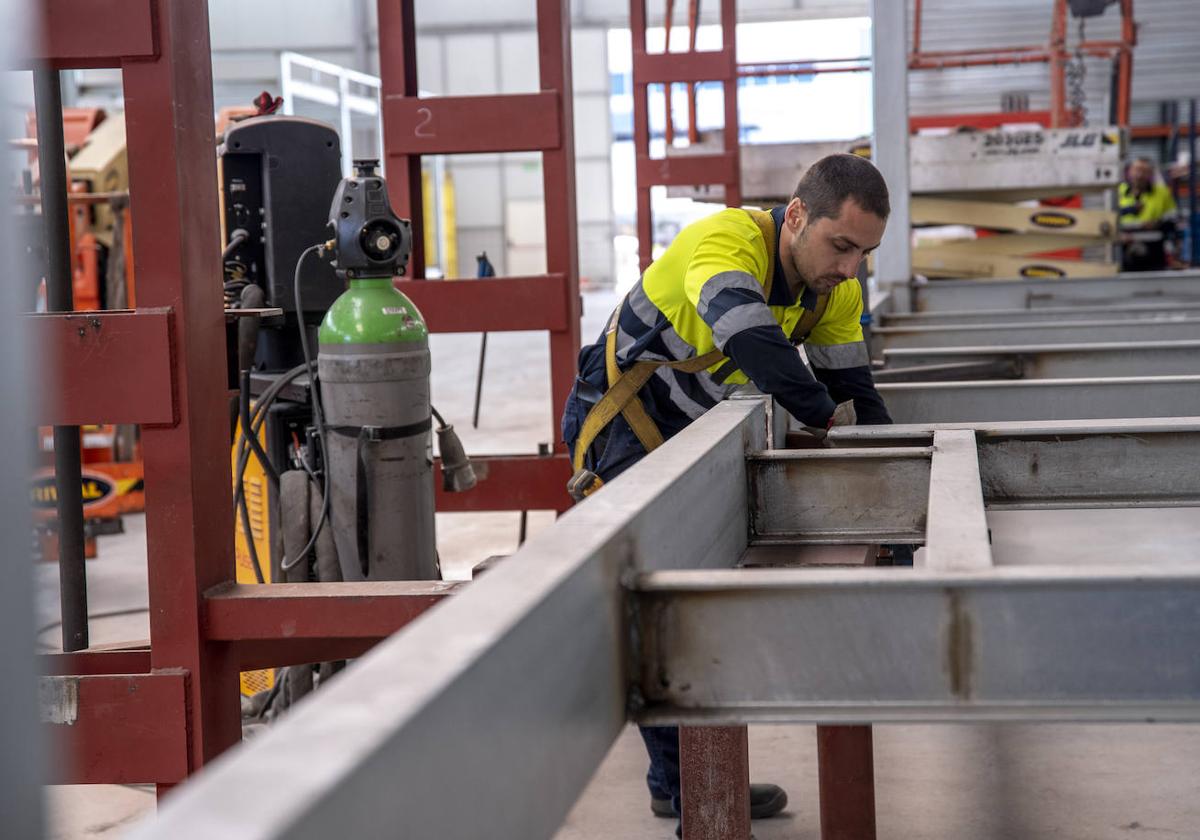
[944,591,975,700]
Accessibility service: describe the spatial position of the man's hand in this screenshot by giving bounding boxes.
[829,399,857,428]
[796,400,857,446]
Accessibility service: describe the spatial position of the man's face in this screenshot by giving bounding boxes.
[786,198,886,294]
[1129,161,1153,189]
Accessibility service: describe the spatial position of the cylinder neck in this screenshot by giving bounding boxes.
[348,276,394,289]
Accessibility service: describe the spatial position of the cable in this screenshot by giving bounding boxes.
[430,404,447,429]
[240,369,281,489]
[221,228,249,261]
[281,243,332,572]
[233,362,313,585]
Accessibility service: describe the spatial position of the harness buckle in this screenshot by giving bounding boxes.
[567,468,604,502]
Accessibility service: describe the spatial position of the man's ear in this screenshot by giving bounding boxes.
[786,197,807,233]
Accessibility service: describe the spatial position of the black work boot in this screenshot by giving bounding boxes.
[651,783,788,820]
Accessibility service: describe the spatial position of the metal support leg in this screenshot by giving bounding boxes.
[34,67,88,653]
[817,725,877,840]
[680,726,751,840]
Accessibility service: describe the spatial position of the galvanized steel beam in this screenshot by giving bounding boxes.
[910,270,1200,312]
[872,317,1200,352]
[879,340,1200,380]
[633,567,1200,725]
[878,376,1200,424]
[882,301,1200,326]
[924,431,992,570]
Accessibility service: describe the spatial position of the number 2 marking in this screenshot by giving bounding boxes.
[415,107,434,137]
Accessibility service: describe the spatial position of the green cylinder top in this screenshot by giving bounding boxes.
[319,277,428,345]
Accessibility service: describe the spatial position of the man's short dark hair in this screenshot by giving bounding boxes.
[792,153,890,222]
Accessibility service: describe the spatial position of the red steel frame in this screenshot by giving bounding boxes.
[29,0,499,790]
[378,0,579,514]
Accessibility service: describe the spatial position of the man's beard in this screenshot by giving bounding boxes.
[792,227,845,293]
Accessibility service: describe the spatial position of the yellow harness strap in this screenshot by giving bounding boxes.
[570,208,824,481]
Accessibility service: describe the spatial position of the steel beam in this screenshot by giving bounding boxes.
[882,301,1200,326]
[433,453,572,513]
[880,340,1200,380]
[924,431,992,570]
[633,566,1200,724]
[40,672,189,784]
[750,448,931,544]
[131,400,768,840]
[15,0,157,69]
[205,581,459,670]
[30,308,176,426]
[878,376,1200,424]
[910,271,1200,313]
[756,422,1200,532]
[872,317,1200,351]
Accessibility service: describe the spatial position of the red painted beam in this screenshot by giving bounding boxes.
[434,453,573,513]
[680,726,751,840]
[817,725,877,840]
[205,581,460,670]
[31,308,176,426]
[41,671,189,784]
[396,276,571,333]
[40,648,151,676]
[384,92,561,155]
[205,580,459,639]
[636,153,739,188]
[633,49,735,84]
[909,111,1051,132]
[17,0,157,70]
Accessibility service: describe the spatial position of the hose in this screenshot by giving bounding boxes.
[280,243,332,572]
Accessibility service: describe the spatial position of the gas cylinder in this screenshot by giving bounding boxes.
[317,279,438,581]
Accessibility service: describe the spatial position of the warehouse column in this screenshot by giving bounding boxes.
[871,0,912,313]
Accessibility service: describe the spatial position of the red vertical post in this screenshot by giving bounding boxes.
[121,0,242,778]
[664,0,676,147]
[537,0,583,432]
[631,0,655,272]
[1049,0,1068,128]
[1116,0,1135,127]
[680,726,751,840]
[377,0,426,277]
[720,0,741,208]
[817,725,878,840]
[686,0,700,144]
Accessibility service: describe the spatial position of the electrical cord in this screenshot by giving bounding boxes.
[280,243,332,572]
[221,228,249,261]
[233,362,313,585]
[240,369,281,490]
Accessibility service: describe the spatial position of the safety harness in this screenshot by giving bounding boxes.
[567,209,829,501]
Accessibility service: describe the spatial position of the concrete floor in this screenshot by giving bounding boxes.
[38,289,1200,839]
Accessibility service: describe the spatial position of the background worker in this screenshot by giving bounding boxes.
[561,153,896,832]
[1119,156,1178,272]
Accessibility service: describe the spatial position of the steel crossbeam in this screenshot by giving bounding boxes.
[871,317,1200,351]
[908,270,1200,312]
[131,404,1200,840]
[877,375,1200,424]
[881,301,1200,326]
[877,340,1200,380]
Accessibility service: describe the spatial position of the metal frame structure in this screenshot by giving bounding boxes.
[30,0,517,791]
[376,0,580,514]
[131,397,1200,840]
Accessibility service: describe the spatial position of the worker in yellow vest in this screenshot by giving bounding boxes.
[561,153,896,832]
[1119,157,1178,272]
